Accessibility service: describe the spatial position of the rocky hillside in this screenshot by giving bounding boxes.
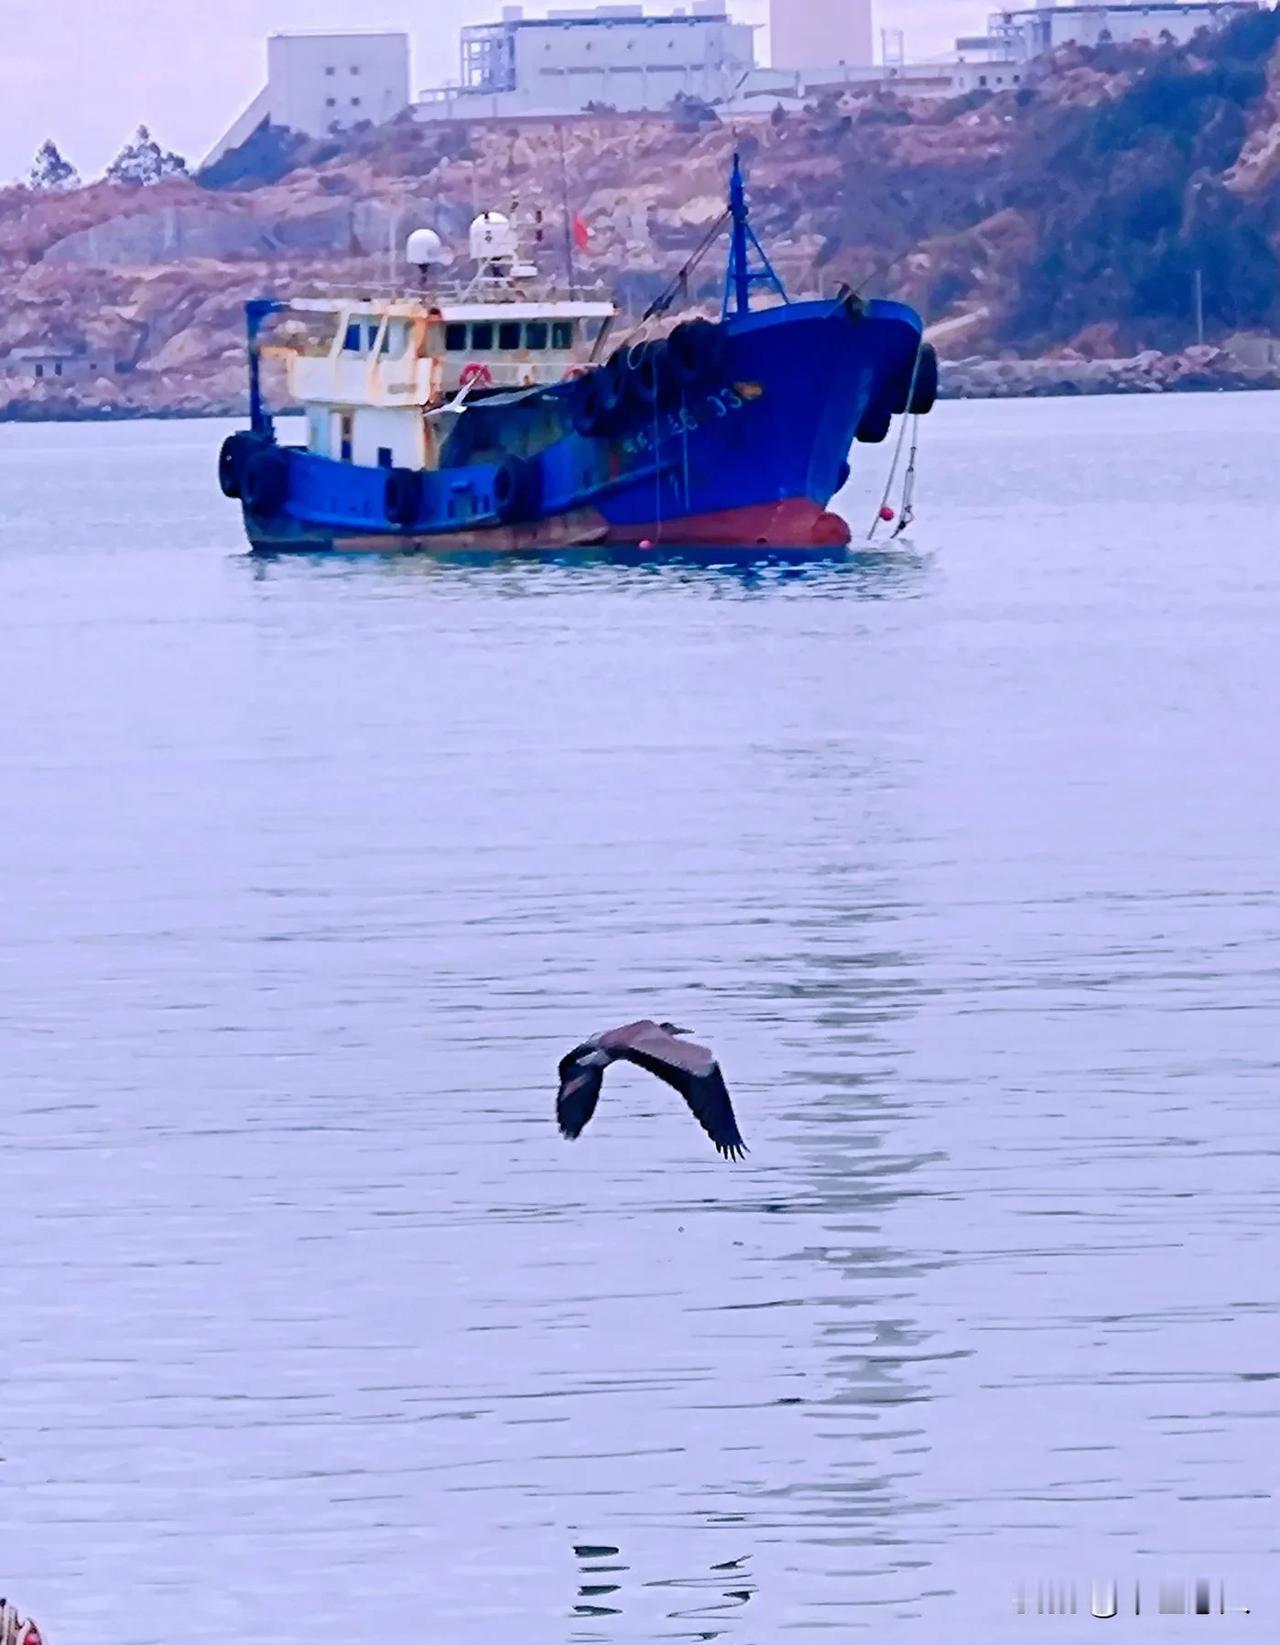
[2,10,1278,419]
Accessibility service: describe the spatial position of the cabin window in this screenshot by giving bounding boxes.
[35,363,44,378]
[445,323,468,352]
[525,321,549,350]
[377,446,393,469]
[551,321,575,351]
[343,322,363,353]
[498,321,522,351]
[381,320,408,357]
[470,323,495,352]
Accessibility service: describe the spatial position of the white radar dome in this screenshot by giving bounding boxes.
[469,211,519,264]
[406,228,451,268]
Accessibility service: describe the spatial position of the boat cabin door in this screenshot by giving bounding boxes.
[331,411,354,463]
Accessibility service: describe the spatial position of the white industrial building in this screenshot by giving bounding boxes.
[770,0,875,71]
[994,0,1256,56]
[950,0,1258,92]
[204,32,411,169]
[752,0,1261,104]
[420,5,757,119]
[200,0,1263,166]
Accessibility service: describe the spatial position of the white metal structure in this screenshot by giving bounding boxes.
[420,5,755,119]
[204,32,411,169]
[406,228,450,271]
[953,0,1257,82]
[270,217,617,474]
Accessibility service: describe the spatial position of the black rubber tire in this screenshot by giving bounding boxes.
[241,448,289,514]
[890,342,940,417]
[493,457,541,524]
[385,467,422,528]
[218,432,256,500]
[856,405,892,445]
[599,348,635,423]
[634,340,675,409]
[668,318,728,391]
[571,372,609,439]
[910,343,939,416]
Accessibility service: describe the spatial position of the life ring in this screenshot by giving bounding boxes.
[459,362,494,390]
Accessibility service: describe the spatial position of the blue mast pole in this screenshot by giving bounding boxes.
[729,152,751,318]
[246,299,282,439]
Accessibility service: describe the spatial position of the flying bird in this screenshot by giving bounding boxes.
[557,1021,747,1160]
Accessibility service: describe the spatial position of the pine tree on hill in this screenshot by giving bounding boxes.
[106,125,189,187]
[28,139,80,192]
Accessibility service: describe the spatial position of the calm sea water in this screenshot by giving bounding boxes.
[1,394,1277,1644]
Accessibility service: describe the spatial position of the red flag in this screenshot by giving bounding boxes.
[573,213,590,254]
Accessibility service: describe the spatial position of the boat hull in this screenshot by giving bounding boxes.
[238,298,922,559]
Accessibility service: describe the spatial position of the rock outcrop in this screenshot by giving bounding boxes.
[943,344,1280,398]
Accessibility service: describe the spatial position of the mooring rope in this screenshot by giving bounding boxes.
[892,416,921,539]
[866,337,926,544]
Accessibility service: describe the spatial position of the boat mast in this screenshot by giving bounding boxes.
[722,153,789,322]
[729,153,752,318]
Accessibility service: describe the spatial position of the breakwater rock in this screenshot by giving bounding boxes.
[941,345,1280,398]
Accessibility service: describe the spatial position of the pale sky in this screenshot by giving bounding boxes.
[0,1,965,182]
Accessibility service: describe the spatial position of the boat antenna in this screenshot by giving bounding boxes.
[557,122,577,294]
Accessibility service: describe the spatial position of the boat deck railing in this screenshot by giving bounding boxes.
[285,276,616,312]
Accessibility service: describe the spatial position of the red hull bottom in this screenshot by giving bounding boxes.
[604,498,851,550]
[246,499,851,558]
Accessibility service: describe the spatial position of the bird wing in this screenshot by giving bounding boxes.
[557,1045,606,1141]
[616,1029,747,1161]
[596,1021,664,1055]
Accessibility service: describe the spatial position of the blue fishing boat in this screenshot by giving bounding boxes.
[218,156,936,558]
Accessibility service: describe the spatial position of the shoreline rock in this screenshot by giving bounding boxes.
[940,347,1280,399]
[2,347,1277,426]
